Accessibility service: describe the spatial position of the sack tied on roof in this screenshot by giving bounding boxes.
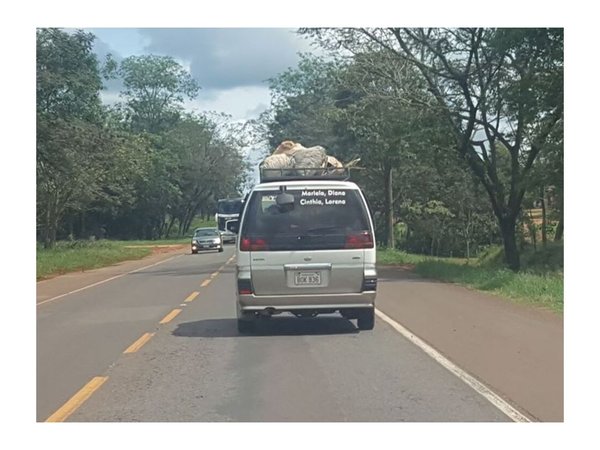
[260,140,360,176]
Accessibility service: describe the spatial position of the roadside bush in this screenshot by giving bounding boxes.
[478,242,563,274]
[377,246,563,313]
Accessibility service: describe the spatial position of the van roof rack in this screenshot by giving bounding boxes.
[259,167,351,183]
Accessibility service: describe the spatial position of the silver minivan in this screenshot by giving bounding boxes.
[230,171,377,333]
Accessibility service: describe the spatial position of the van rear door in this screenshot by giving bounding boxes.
[239,186,374,296]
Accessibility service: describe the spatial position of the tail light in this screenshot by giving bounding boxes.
[237,278,253,295]
[240,237,269,251]
[345,231,374,249]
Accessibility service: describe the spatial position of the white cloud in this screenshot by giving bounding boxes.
[139,28,313,90]
[88,28,150,58]
[86,28,315,120]
[184,85,272,120]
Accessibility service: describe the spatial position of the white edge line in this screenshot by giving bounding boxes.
[374,308,532,423]
[37,255,183,307]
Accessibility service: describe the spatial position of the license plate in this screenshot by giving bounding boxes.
[294,271,321,286]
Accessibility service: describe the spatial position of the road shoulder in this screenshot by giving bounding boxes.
[375,265,563,422]
[37,245,188,305]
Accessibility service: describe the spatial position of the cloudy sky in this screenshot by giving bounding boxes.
[86,28,317,121]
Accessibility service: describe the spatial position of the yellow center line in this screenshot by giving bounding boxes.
[45,376,108,422]
[123,332,155,354]
[201,279,211,287]
[159,309,182,324]
[184,291,200,302]
[210,271,219,278]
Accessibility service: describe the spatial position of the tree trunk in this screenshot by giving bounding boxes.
[43,196,52,249]
[554,217,563,241]
[43,191,58,249]
[540,186,547,248]
[183,212,195,236]
[464,211,472,261]
[527,210,537,251]
[554,190,563,241]
[384,164,394,249]
[500,217,520,271]
[166,216,176,238]
[80,211,86,239]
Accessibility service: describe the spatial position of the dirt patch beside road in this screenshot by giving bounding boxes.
[123,244,187,255]
[150,245,186,255]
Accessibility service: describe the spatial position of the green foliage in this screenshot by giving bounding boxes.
[117,54,200,133]
[266,54,348,151]
[37,27,563,270]
[36,28,103,122]
[189,217,217,231]
[264,52,498,256]
[37,29,249,245]
[376,248,437,266]
[378,247,563,313]
[161,114,248,236]
[478,242,563,274]
[299,28,563,271]
[415,262,563,313]
[37,28,108,248]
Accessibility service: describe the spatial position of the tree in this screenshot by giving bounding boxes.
[62,120,156,240]
[163,114,249,236]
[304,28,564,271]
[264,51,496,254]
[330,51,454,248]
[114,54,200,134]
[36,28,105,247]
[266,54,350,152]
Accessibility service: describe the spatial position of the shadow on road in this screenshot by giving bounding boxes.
[173,316,360,338]
[130,264,236,278]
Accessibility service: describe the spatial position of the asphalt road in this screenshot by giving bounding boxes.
[36,245,561,422]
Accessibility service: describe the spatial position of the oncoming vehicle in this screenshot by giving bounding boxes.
[191,227,223,254]
[216,198,243,244]
[228,168,377,333]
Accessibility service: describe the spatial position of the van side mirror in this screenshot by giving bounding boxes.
[226,219,239,234]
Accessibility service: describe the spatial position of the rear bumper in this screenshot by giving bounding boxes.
[238,291,375,312]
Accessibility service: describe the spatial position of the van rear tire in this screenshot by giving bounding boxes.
[357,308,375,330]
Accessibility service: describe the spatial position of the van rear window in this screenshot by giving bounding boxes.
[240,188,372,251]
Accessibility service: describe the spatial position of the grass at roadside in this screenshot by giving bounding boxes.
[36,239,187,281]
[377,247,563,313]
[377,249,465,266]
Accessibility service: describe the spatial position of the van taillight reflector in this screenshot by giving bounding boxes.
[238,279,253,295]
[345,231,374,249]
[240,237,268,251]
